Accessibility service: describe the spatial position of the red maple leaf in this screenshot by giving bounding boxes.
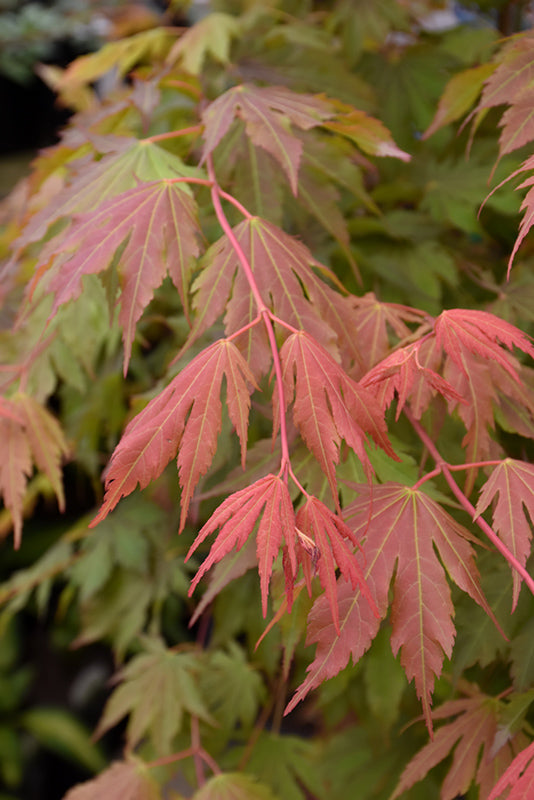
[187,216,350,375]
[29,179,201,373]
[476,459,534,609]
[63,759,160,800]
[393,689,525,800]
[488,740,534,800]
[278,331,397,501]
[287,484,497,728]
[187,474,296,617]
[91,339,257,531]
[201,84,332,194]
[0,394,68,547]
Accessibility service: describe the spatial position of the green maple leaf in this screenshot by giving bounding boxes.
[95,638,212,755]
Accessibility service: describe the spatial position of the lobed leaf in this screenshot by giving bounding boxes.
[33,179,202,372]
[289,484,496,728]
[279,331,397,502]
[476,459,534,609]
[187,474,296,617]
[91,339,257,531]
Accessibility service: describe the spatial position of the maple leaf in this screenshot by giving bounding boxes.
[434,309,534,383]
[0,394,68,547]
[94,638,212,754]
[488,740,534,800]
[202,84,332,194]
[475,459,534,609]
[31,179,201,372]
[91,339,256,531]
[423,63,496,140]
[192,772,277,800]
[287,484,496,728]
[392,690,523,800]
[187,474,296,617]
[360,339,463,420]
[167,12,240,75]
[323,103,411,162]
[63,759,161,800]
[349,292,427,374]
[16,139,201,254]
[279,331,397,501]
[296,495,377,633]
[188,216,354,373]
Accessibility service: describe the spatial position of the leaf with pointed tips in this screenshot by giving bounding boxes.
[324,103,411,162]
[476,459,534,609]
[434,309,534,383]
[279,331,397,502]
[202,84,332,193]
[423,63,496,140]
[167,12,240,75]
[94,638,212,754]
[187,474,296,617]
[188,216,355,371]
[91,339,257,531]
[33,179,201,372]
[296,496,377,633]
[488,740,534,800]
[63,758,161,800]
[0,394,68,547]
[392,691,522,800]
[288,484,496,728]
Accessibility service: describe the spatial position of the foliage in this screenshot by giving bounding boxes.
[3,0,534,798]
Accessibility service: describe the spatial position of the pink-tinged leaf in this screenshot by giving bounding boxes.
[324,104,411,162]
[91,339,257,531]
[296,496,377,634]
[32,179,201,373]
[476,459,534,609]
[0,395,68,548]
[14,393,69,512]
[477,33,534,113]
[193,772,278,800]
[188,216,347,370]
[63,758,161,800]
[288,484,496,728]
[202,85,332,194]
[350,292,427,374]
[434,309,534,383]
[279,331,397,501]
[488,740,534,800]
[392,692,514,800]
[187,474,296,616]
[0,418,32,548]
[423,63,496,140]
[361,341,463,420]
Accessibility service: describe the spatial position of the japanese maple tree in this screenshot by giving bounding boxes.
[2,1,534,799]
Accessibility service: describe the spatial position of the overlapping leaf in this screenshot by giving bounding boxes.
[64,759,161,800]
[201,84,333,194]
[91,339,257,531]
[187,474,296,617]
[193,772,278,800]
[188,216,360,374]
[0,394,68,547]
[94,638,212,755]
[392,691,523,800]
[476,459,534,609]
[16,139,201,253]
[488,740,534,800]
[279,331,397,501]
[32,178,201,372]
[287,484,496,728]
